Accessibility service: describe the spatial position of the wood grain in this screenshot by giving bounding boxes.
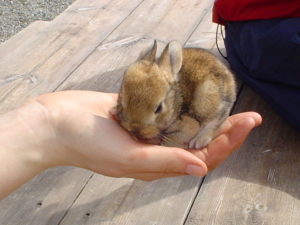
[0,21,49,62]
[56,0,215,93]
[0,0,144,113]
[0,167,93,225]
[59,175,201,225]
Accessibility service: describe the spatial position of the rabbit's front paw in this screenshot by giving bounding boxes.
[189,135,212,149]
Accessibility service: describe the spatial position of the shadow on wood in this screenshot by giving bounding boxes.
[44,175,202,224]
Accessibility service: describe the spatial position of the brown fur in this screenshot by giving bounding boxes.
[116,40,236,149]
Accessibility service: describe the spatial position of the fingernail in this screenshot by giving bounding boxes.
[184,164,206,177]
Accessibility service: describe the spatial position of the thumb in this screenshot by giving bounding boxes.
[124,145,208,181]
[201,116,258,171]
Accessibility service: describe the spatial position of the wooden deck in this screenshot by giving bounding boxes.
[1,0,300,224]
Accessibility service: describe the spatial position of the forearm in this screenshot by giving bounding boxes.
[0,101,59,199]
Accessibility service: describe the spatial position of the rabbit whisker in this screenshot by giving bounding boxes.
[157,133,182,148]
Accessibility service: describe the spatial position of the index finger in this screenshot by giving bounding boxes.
[219,112,262,135]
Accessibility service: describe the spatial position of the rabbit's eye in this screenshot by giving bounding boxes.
[155,103,163,114]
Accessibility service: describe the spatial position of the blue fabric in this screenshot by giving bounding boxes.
[224,18,300,132]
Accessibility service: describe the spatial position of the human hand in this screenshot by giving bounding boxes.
[0,91,261,199]
[32,91,261,180]
[188,112,262,172]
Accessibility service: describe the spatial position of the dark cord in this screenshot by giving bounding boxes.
[216,23,228,60]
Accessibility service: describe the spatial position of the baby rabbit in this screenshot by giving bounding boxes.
[116,40,236,149]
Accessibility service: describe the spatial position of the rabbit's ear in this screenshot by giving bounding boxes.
[138,40,157,62]
[158,41,183,77]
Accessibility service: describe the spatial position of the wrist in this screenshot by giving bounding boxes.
[0,100,62,198]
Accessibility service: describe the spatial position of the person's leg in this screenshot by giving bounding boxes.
[224,18,300,132]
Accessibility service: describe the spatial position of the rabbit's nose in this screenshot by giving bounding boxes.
[129,126,142,137]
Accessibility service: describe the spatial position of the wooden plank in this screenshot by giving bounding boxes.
[184,4,226,62]
[0,21,49,111]
[0,0,144,113]
[0,21,49,62]
[56,0,214,93]
[185,5,218,50]
[98,0,213,44]
[0,167,93,225]
[185,86,300,225]
[59,175,201,225]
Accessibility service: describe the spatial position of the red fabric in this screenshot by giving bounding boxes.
[213,0,300,25]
